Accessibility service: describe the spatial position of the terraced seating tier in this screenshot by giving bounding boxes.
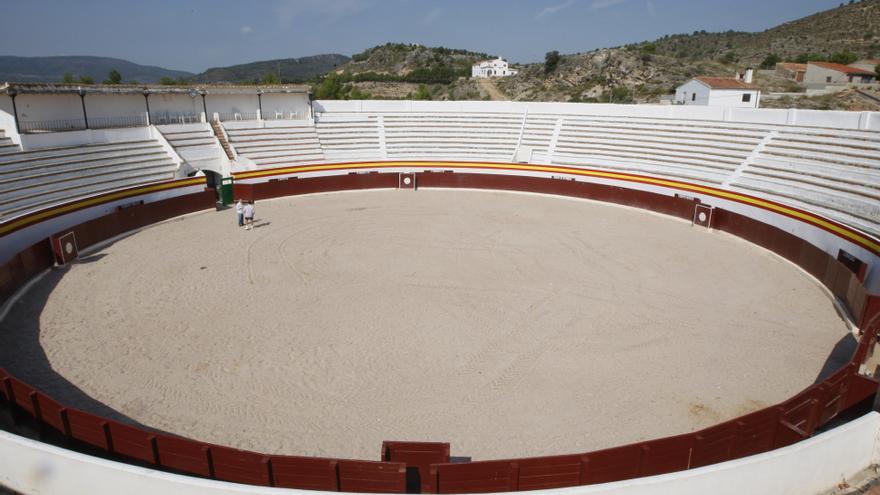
[224,122,325,167]
[0,139,178,219]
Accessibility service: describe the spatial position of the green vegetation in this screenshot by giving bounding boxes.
[829,50,858,64]
[261,72,280,84]
[78,75,94,84]
[759,53,781,69]
[795,53,827,63]
[62,73,74,83]
[413,84,431,100]
[875,64,880,79]
[103,69,122,84]
[544,51,561,74]
[640,43,657,54]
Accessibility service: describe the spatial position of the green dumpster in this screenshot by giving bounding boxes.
[219,177,234,206]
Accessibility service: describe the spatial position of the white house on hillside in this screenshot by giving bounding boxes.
[675,73,760,108]
[472,58,517,78]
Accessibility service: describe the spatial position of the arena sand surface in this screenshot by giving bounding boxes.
[0,189,851,460]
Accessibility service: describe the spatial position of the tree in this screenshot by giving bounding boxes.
[641,43,657,54]
[159,76,177,85]
[313,74,344,99]
[830,51,857,65]
[720,51,737,65]
[103,69,122,84]
[262,72,280,84]
[413,84,431,100]
[62,73,75,83]
[875,64,880,79]
[78,75,95,84]
[759,53,781,69]
[544,51,561,74]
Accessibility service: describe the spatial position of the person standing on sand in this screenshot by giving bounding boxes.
[235,198,244,227]
[244,200,255,230]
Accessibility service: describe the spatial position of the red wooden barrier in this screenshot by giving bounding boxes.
[730,408,779,459]
[34,392,67,434]
[154,434,213,478]
[210,445,272,486]
[270,455,339,491]
[637,434,694,477]
[382,441,450,493]
[9,377,37,417]
[338,460,407,493]
[691,421,739,468]
[429,460,518,494]
[107,420,157,464]
[0,369,10,402]
[66,409,111,450]
[581,444,641,485]
[516,454,587,491]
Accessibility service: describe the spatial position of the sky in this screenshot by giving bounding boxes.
[0,0,851,73]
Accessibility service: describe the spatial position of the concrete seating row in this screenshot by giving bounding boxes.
[223,121,325,167]
[730,130,880,236]
[156,123,224,167]
[0,139,178,219]
[315,114,383,162]
[0,129,18,155]
[382,112,523,162]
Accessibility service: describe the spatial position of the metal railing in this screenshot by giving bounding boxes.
[89,115,149,130]
[19,119,87,133]
[216,111,259,122]
[265,110,307,120]
[151,113,203,125]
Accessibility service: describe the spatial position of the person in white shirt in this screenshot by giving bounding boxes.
[244,201,255,230]
[235,199,244,227]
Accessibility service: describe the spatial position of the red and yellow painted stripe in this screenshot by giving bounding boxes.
[0,177,205,237]
[235,160,880,256]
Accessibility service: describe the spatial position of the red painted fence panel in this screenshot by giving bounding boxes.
[155,434,213,478]
[34,392,67,434]
[731,408,779,458]
[210,445,271,486]
[107,420,157,464]
[8,377,36,417]
[338,460,407,493]
[66,409,110,450]
[430,461,518,494]
[582,444,641,485]
[517,454,586,491]
[637,434,694,477]
[382,441,450,493]
[270,456,339,491]
[691,421,739,468]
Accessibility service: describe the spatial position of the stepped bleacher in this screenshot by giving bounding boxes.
[382,112,522,162]
[315,114,383,162]
[223,121,324,167]
[537,114,766,186]
[728,127,880,236]
[0,138,179,219]
[157,123,224,169]
[0,129,18,155]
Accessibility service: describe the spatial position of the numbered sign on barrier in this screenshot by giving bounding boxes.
[693,204,714,229]
[399,173,416,190]
[51,231,79,265]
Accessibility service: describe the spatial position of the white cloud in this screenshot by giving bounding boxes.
[535,0,576,20]
[276,0,369,25]
[590,0,626,9]
[423,8,442,25]
[240,25,253,34]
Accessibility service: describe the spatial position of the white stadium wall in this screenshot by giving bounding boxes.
[149,93,206,120]
[205,94,261,120]
[84,93,148,121]
[260,93,310,119]
[13,93,84,125]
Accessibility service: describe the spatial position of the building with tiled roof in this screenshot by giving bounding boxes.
[775,62,807,82]
[804,61,877,90]
[674,70,761,108]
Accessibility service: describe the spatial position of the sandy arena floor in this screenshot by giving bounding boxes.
[0,189,852,460]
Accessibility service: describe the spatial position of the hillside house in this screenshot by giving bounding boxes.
[775,62,807,82]
[849,59,880,74]
[674,72,760,108]
[804,62,877,91]
[471,58,517,78]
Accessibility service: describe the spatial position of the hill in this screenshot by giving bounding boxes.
[0,55,193,84]
[497,0,880,106]
[193,54,351,83]
[313,43,499,100]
